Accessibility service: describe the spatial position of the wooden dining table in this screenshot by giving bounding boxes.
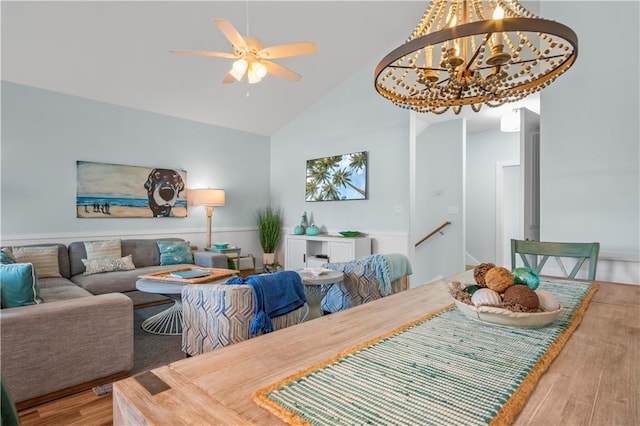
[112,271,639,425]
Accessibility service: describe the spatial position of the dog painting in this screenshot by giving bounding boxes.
[76,161,188,218]
[144,168,185,217]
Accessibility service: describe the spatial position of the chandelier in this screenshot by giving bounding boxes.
[374,0,578,114]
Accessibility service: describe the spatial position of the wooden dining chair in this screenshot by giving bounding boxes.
[510,239,600,281]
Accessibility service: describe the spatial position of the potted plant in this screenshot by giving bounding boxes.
[256,206,283,268]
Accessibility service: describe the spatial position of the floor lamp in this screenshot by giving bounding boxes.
[188,188,226,249]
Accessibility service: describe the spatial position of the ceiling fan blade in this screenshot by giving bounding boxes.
[258,42,317,59]
[263,61,302,82]
[170,49,237,59]
[222,72,238,84]
[214,18,247,51]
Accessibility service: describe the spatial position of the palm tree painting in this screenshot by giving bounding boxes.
[306,151,367,201]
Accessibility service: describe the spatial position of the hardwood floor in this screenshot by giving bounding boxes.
[18,390,113,426]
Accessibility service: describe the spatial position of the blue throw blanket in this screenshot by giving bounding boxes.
[227,271,306,336]
[358,254,412,296]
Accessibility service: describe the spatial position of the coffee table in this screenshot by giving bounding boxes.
[136,267,238,335]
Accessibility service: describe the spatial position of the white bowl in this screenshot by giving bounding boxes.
[453,299,562,328]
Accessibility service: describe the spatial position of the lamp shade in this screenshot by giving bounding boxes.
[188,188,226,206]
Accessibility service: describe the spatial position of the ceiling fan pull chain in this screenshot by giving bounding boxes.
[245,0,249,36]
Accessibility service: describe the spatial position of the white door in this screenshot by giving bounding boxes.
[285,237,307,270]
[496,163,520,267]
[520,110,540,242]
[495,108,540,267]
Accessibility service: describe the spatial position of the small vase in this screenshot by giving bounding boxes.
[305,224,320,236]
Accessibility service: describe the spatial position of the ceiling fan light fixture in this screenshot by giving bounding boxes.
[247,61,267,84]
[374,0,579,115]
[253,61,268,79]
[230,59,248,81]
[170,18,316,85]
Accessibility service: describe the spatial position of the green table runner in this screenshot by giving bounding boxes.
[254,279,597,425]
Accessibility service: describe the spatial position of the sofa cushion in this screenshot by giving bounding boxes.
[122,238,183,268]
[70,264,192,294]
[83,239,122,259]
[157,240,194,265]
[11,246,61,278]
[0,263,44,308]
[82,254,136,275]
[39,283,93,303]
[69,238,185,276]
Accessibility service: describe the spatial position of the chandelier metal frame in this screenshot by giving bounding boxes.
[374,0,578,114]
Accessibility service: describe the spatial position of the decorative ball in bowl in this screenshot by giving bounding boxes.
[213,242,229,249]
[339,231,361,237]
[446,265,562,328]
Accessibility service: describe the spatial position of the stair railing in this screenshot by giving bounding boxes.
[415,221,452,248]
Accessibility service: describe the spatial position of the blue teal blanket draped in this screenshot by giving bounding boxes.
[228,271,306,336]
[358,254,412,296]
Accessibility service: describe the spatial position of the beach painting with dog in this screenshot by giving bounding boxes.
[76,161,187,218]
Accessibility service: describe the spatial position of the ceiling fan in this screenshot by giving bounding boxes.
[170,18,317,84]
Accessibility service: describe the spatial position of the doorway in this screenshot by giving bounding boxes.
[496,161,520,267]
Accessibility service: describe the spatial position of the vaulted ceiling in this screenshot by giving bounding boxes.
[2,1,539,136]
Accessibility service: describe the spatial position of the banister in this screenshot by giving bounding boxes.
[415,221,452,248]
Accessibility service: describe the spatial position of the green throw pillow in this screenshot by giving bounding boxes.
[0,263,44,308]
[157,241,194,266]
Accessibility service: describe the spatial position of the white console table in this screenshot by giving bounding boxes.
[284,234,371,270]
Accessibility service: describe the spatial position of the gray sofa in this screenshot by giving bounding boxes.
[0,238,227,409]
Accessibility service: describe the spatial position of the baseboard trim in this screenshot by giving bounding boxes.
[15,371,130,411]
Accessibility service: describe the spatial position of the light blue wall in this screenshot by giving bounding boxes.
[270,60,411,236]
[539,1,639,256]
[1,82,270,240]
[414,120,465,283]
[466,130,520,263]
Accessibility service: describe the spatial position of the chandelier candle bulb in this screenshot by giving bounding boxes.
[493,6,505,46]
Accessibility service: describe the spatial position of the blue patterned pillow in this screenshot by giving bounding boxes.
[157,241,194,265]
[1,263,44,308]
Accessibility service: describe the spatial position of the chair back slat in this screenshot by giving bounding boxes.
[568,257,588,278]
[511,239,600,280]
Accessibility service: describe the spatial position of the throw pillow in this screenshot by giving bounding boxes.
[11,246,61,278]
[83,239,122,259]
[157,241,194,265]
[81,254,136,275]
[0,263,44,308]
[1,248,16,264]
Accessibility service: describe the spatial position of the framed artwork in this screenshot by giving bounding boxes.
[76,161,187,218]
[305,151,368,202]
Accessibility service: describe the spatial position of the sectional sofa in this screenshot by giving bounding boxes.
[0,238,227,409]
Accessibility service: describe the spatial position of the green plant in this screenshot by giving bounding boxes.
[256,206,283,253]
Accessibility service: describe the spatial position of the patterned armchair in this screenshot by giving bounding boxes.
[320,254,411,314]
[181,283,307,357]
